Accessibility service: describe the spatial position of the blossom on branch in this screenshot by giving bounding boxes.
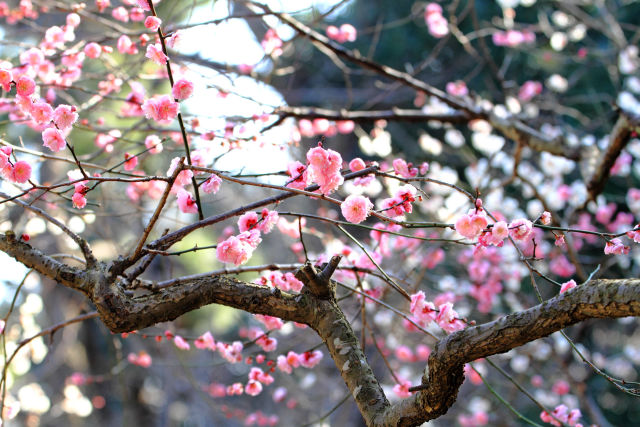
[341,195,373,224]
[145,43,168,65]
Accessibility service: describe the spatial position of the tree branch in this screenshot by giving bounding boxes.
[377,279,640,426]
[274,106,470,124]
[586,112,640,201]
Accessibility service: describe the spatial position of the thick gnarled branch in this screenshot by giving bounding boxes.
[376,279,640,426]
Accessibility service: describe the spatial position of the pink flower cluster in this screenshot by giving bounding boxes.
[261,29,283,57]
[409,291,465,333]
[202,174,222,194]
[560,279,577,293]
[519,81,543,102]
[256,271,304,293]
[176,189,198,214]
[238,209,279,233]
[171,78,194,100]
[298,118,355,137]
[341,195,373,224]
[492,29,536,47]
[425,3,449,38]
[145,43,167,65]
[306,144,344,195]
[0,147,31,184]
[276,350,323,374]
[381,185,417,217]
[325,24,357,43]
[216,229,262,266]
[393,380,413,398]
[393,158,428,178]
[72,183,88,209]
[455,210,488,240]
[127,351,152,368]
[446,80,468,97]
[604,238,629,255]
[540,404,582,427]
[142,95,179,123]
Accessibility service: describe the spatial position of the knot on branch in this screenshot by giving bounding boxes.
[295,255,341,300]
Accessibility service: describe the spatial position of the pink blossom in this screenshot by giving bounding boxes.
[549,255,576,277]
[123,152,138,171]
[393,158,418,178]
[508,218,533,241]
[299,350,323,368]
[202,174,222,194]
[341,195,373,224]
[518,81,542,102]
[446,81,468,97]
[604,238,629,255]
[66,12,81,27]
[72,192,87,209]
[249,367,274,385]
[455,212,488,240]
[312,118,331,135]
[117,35,137,55]
[112,6,129,22]
[436,302,465,333]
[172,78,194,100]
[286,161,309,190]
[555,234,566,248]
[238,229,261,249]
[217,235,252,265]
[245,380,263,396]
[226,382,244,396]
[261,29,283,57]
[258,209,279,233]
[560,280,577,293]
[84,42,102,59]
[349,158,366,172]
[326,25,340,40]
[336,120,355,134]
[166,157,193,186]
[136,0,151,11]
[409,291,437,325]
[145,43,168,65]
[306,144,344,195]
[177,189,198,214]
[144,135,163,154]
[256,335,277,352]
[30,101,53,124]
[96,0,111,13]
[272,387,287,403]
[52,104,78,130]
[10,161,31,183]
[142,95,179,123]
[485,221,509,246]
[0,68,12,91]
[128,351,152,368]
[16,75,36,96]
[174,335,191,350]
[20,47,44,66]
[393,380,412,398]
[255,314,284,330]
[238,211,259,232]
[595,202,616,224]
[540,211,552,225]
[42,127,66,152]
[277,355,293,374]
[395,345,415,362]
[194,331,216,350]
[144,16,161,31]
